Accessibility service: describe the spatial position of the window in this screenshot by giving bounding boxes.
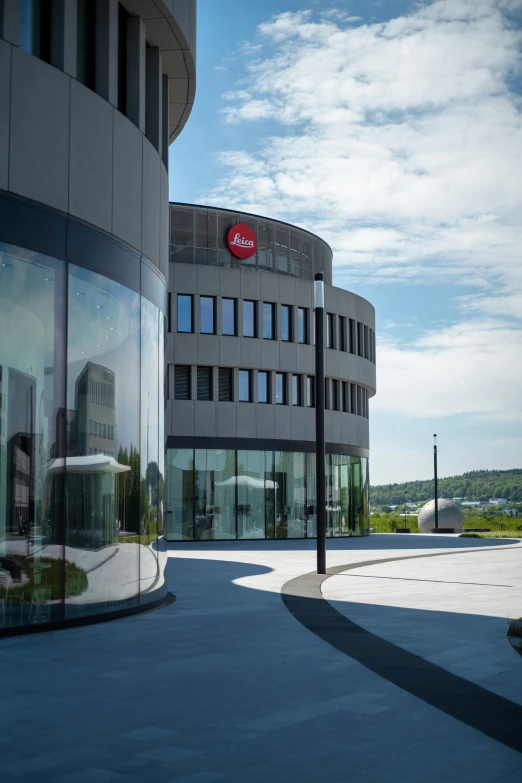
[364,325,369,359]
[281,305,292,341]
[349,319,355,354]
[339,316,347,351]
[357,385,362,415]
[222,298,236,336]
[275,373,286,404]
[324,379,330,410]
[197,367,212,401]
[332,380,340,411]
[292,375,301,406]
[307,376,315,407]
[218,368,233,401]
[118,3,129,113]
[200,296,215,334]
[258,371,269,403]
[327,313,336,349]
[342,382,349,412]
[177,295,193,333]
[77,0,96,90]
[239,370,251,402]
[297,308,308,344]
[350,383,356,414]
[243,300,256,337]
[263,302,275,339]
[175,366,190,400]
[20,0,52,62]
[357,322,364,357]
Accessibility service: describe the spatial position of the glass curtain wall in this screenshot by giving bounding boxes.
[165,449,368,541]
[0,244,165,632]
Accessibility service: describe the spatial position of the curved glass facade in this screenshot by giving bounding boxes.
[166,448,369,540]
[0,242,166,631]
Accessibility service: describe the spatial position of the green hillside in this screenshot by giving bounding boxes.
[370,469,522,506]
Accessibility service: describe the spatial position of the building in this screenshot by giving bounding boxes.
[165,204,376,541]
[0,0,196,633]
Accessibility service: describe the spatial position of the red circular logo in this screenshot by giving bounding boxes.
[227,223,257,259]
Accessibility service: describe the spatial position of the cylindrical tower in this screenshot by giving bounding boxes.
[165,204,376,541]
[0,0,196,634]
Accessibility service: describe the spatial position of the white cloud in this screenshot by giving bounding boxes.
[204,1,522,431]
[374,319,522,421]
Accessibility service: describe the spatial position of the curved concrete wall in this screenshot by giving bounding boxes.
[167,263,376,452]
[0,0,196,277]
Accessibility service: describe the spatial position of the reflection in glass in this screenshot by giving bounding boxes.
[297,308,307,343]
[194,450,236,540]
[292,375,301,406]
[275,373,285,405]
[222,298,236,336]
[281,305,291,341]
[66,264,141,617]
[200,296,215,334]
[166,449,194,540]
[0,243,65,628]
[140,297,161,601]
[275,452,306,538]
[239,370,251,402]
[165,448,368,541]
[177,295,192,332]
[307,376,315,408]
[243,300,255,337]
[263,303,274,339]
[237,450,266,539]
[258,371,269,403]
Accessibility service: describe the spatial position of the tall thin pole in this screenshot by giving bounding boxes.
[433,434,439,529]
[315,273,326,574]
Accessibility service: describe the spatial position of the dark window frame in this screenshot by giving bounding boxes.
[177,294,193,333]
[281,304,292,342]
[275,372,286,405]
[242,300,257,338]
[221,297,237,336]
[200,295,216,335]
[238,369,252,402]
[257,370,270,404]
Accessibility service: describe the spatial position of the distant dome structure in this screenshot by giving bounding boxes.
[418,499,464,533]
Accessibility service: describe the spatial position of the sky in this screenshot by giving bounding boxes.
[169,0,522,486]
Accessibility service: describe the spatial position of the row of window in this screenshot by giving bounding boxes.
[171,294,375,361]
[168,366,370,417]
[88,421,115,440]
[15,0,165,159]
[88,379,115,409]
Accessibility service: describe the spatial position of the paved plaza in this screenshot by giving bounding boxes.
[1,534,522,782]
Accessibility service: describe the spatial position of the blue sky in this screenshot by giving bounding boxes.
[169,0,522,485]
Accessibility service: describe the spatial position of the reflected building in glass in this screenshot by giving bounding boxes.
[166,205,376,541]
[0,1,196,633]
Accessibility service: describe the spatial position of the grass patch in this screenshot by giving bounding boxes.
[7,556,88,600]
[460,531,522,540]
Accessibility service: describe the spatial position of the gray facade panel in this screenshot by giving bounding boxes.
[279,342,297,372]
[194,401,216,437]
[171,400,195,436]
[172,333,197,364]
[274,405,292,440]
[198,335,219,366]
[141,137,161,267]
[173,261,198,293]
[290,406,307,441]
[219,337,241,368]
[112,111,143,250]
[237,403,257,438]
[9,49,70,212]
[69,80,113,233]
[261,340,280,371]
[0,40,9,191]
[240,269,261,301]
[197,265,220,295]
[256,403,275,439]
[241,337,262,367]
[216,402,236,438]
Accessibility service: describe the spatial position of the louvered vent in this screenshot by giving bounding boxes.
[175,366,190,400]
[219,368,233,401]
[197,367,212,401]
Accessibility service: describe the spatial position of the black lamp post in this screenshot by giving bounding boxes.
[433,434,439,530]
[315,273,326,574]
